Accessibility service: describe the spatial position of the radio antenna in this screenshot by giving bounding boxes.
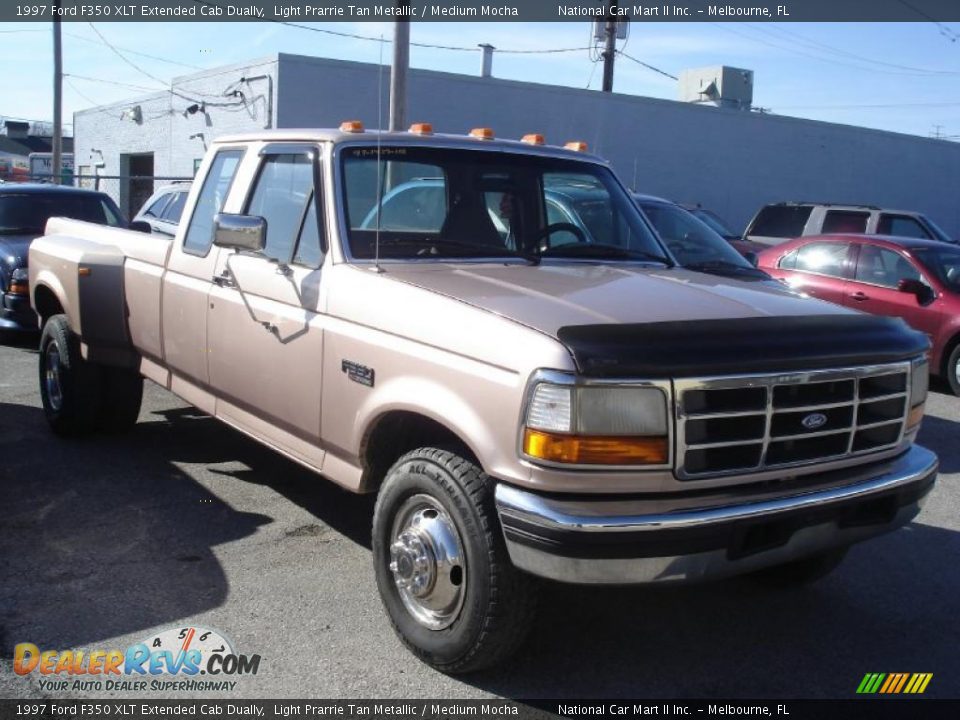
[373,35,385,274]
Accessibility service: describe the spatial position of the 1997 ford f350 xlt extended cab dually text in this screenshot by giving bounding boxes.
[30,124,937,673]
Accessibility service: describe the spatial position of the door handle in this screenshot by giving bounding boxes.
[212,271,236,288]
[850,291,869,302]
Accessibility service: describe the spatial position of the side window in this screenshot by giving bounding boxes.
[749,206,812,238]
[142,196,169,218]
[877,214,930,239]
[794,242,849,278]
[822,210,869,234]
[246,154,315,263]
[855,246,921,289]
[161,192,188,223]
[778,249,798,270]
[183,149,244,255]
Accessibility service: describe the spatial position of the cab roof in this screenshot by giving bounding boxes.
[211,127,606,163]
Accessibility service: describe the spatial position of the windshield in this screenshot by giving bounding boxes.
[340,146,665,263]
[921,216,954,244]
[692,208,737,239]
[0,193,122,234]
[912,246,960,291]
[638,201,753,269]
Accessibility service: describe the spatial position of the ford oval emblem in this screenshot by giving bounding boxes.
[802,413,828,430]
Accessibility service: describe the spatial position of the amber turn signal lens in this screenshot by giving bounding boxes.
[339,120,364,133]
[521,133,545,145]
[8,281,28,296]
[564,141,588,152]
[408,122,433,135]
[906,404,925,430]
[523,428,668,465]
[469,127,495,140]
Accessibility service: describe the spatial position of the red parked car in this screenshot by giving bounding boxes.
[758,234,960,393]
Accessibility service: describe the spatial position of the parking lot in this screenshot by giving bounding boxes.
[1,336,958,700]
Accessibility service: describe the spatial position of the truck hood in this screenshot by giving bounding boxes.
[0,234,33,268]
[383,263,928,376]
[384,263,848,333]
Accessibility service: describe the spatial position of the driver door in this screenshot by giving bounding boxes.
[207,144,328,468]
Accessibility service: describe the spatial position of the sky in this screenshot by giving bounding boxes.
[1,20,959,141]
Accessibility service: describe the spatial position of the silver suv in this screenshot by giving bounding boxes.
[744,202,954,246]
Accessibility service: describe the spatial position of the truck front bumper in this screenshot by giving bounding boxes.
[495,445,937,584]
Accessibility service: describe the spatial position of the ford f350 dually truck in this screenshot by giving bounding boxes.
[30,124,937,673]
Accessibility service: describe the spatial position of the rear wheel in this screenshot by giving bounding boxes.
[39,314,102,436]
[372,447,538,674]
[946,344,960,396]
[749,547,848,588]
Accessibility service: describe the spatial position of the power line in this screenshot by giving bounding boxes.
[895,0,960,43]
[713,22,959,77]
[64,30,204,70]
[88,23,170,86]
[750,23,960,75]
[617,51,678,81]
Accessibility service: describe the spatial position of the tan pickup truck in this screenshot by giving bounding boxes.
[30,125,937,673]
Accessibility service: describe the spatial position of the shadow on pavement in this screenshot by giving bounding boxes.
[465,520,960,699]
[0,402,271,655]
[150,407,377,549]
[917,415,960,474]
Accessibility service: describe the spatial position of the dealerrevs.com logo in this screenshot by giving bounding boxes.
[14,625,261,693]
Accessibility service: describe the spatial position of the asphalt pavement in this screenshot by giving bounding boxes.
[1,336,957,700]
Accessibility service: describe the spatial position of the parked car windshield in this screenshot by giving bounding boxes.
[0,193,122,234]
[637,200,755,270]
[691,207,738,239]
[341,146,666,263]
[911,246,960,291]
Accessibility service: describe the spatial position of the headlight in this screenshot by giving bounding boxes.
[522,379,669,466]
[907,357,928,430]
[8,267,28,296]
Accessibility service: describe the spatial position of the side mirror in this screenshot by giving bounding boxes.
[129,220,152,234]
[898,278,934,304]
[213,213,266,253]
[744,251,759,267]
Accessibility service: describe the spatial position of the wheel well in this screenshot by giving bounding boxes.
[940,332,960,378]
[33,285,64,326]
[360,411,480,493]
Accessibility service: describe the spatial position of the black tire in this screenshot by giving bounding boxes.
[372,447,538,674]
[946,344,960,396]
[38,314,103,436]
[749,547,848,589]
[98,367,143,432]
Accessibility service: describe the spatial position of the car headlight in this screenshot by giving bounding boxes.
[8,267,28,296]
[522,378,669,466]
[907,357,928,430]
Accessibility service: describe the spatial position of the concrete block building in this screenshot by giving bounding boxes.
[74,53,960,235]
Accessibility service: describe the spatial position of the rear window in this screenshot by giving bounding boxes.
[822,210,869,234]
[0,193,122,234]
[749,206,812,238]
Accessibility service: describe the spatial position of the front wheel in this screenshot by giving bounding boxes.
[372,448,537,674]
[39,314,103,436]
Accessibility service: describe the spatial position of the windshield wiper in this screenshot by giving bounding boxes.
[540,243,672,265]
[376,236,540,265]
[684,260,771,279]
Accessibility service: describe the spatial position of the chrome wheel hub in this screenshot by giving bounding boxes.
[44,344,63,412]
[388,494,466,630]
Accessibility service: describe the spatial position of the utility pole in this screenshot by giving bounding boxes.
[52,0,63,184]
[601,0,618,92]
[389,2,410,132]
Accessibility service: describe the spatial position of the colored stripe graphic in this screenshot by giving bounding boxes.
[858,672,932,694]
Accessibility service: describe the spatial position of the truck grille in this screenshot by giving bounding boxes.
[676,363,911,480]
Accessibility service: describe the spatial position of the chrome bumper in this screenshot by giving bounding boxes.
[495,445,938,584]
